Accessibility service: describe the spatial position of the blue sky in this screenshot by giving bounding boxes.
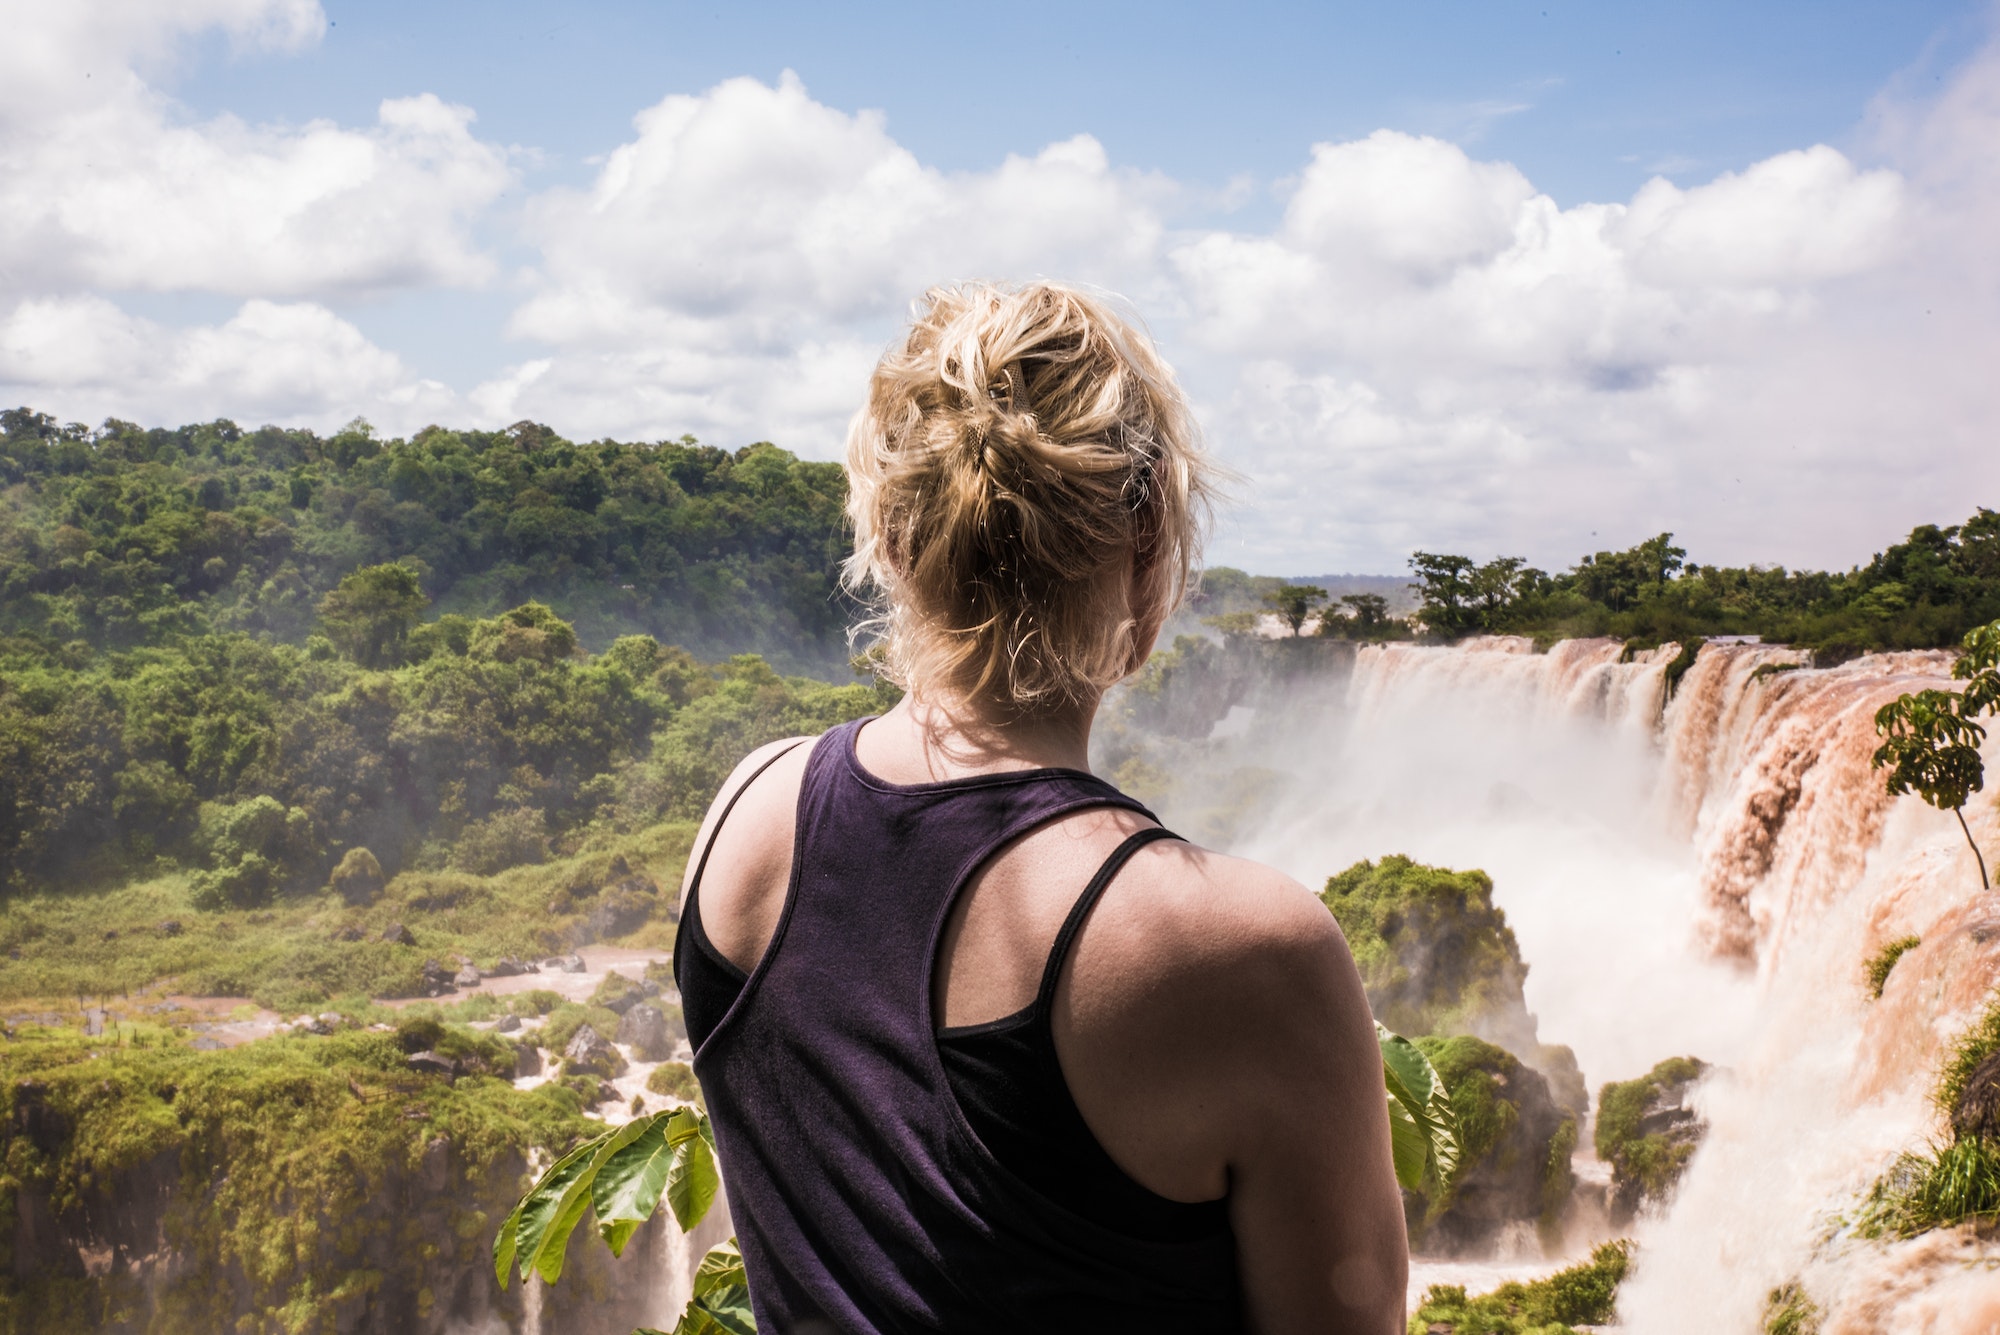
[4,1,1998,573]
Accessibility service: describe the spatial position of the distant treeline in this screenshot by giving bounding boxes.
[1397,518,2000,657]
[0,408,855,673]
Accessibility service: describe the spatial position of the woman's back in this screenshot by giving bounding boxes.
[679,280,1406,1333]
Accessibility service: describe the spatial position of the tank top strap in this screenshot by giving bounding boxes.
[1032,826,1185,1017]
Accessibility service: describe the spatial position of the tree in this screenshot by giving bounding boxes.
[1322,592,1391,639]
[318,564,427,668]
[1409,553,1477,639]
[1261,584,1328,636]
[1872,618,2000,890]
[1467,557,1528,619]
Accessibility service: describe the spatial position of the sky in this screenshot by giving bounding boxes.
[2,1,1997,575]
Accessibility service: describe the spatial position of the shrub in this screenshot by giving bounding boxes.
[509,989,564,1017]
[647,1061,703,1107]
[1409,1239,1632,1332]
[590,970,645,1013]
[1596,1057,1707,1219]
[1764,1281,1822,1334]
[1864,935,1921,999]
[450,806,550,876]
[329,846,385,905]
[1856,995,2000,1238]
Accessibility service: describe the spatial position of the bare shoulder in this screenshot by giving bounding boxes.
[1088,839,1349,989]
[677,734,819,904]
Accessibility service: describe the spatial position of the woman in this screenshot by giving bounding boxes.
[675,282,1407,1334]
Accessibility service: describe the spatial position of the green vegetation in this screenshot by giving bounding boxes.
[1857,994,2000,1238]
[0,1021,593,1332]
[1379,1024,1461,1192]
[1596,1057,1709,1223]
[1764,1281,1823,1335]
[1322,857,1531,1046]
[1865,935,1922,999]
[495,1106,748,1335]
[1260,583,1327,636]
[1406,514,2000,657]
[1410,1036,1576,1251]
[1871,618,2000,889]
[0,409,853,670]
[1406,1239,1631,1334]
[648,1062,703,1108]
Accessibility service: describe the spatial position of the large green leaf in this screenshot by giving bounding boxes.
[500,1137,599,1289]
[691,1238,746,1298]
[1378,1023,1461,1191]
[593,1109,705,1257]
[666,1112,721,1231]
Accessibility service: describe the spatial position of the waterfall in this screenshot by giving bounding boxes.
[1214,636,2000,1329]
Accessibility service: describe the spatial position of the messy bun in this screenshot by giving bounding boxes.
[843,281,1212,714]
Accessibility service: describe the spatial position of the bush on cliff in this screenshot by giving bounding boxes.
[1409,1036,1577,1254]
[1858,995,2000,1237]
[1408,1238,1631,1334]
[1596,1056,1708,1223]
[0,1023,593,1333]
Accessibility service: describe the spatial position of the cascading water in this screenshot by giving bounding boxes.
[1210,636,2000,1330]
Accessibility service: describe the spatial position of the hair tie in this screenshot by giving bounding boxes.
[989,363,1034,416]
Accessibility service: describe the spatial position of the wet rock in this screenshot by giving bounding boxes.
[406,1051,456,1079]
[487,956,530,977]
[514,1042,543,1078]
[156,920,182,937]
[558,953,586,974]
[331,925,363,943]
[595,1081,619,1106]
[615,1004,673,1061]
[381,923,417,947]
[591,971,645,1015]
[299,1015,334,1036]
[562,1027,626,1079]
[418,959,457,997]
[452,966,482,989]
[1954,1049,2000,1142]
[494,1013,521,1034]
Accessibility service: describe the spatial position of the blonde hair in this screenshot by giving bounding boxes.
[844,281,1212,714]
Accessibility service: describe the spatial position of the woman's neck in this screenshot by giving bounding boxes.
[856,689,1099,785]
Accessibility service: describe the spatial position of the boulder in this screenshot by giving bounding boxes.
[590,971,645,1015]
[418,959,457,997]
[558,953,586,974]
[514,1042,543,1078]
[298,1015,334,1036]
[406,1051,456,1079]
[381,923,417,947]
[487,956,529,978]
[494,1013,521,1034]
[562,1026,626,1079]
[577,876,658,944]
[615,1004,673,1061]
[452,966,482,989]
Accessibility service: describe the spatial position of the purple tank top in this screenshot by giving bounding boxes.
[689,719,1244,1334]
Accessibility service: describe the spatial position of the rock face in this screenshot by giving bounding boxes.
[615,1004,673,1061]
[1409,1035,1576,1256]
[1596,1056,1708,1225]
[563,1026,627,1079]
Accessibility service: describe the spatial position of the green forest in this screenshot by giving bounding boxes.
[0,409,892,901]
[1393,516,2000,656]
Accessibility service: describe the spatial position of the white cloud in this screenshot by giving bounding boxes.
[0,0,511,299]
[0,295,451,429]
[4,10,1999,575]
